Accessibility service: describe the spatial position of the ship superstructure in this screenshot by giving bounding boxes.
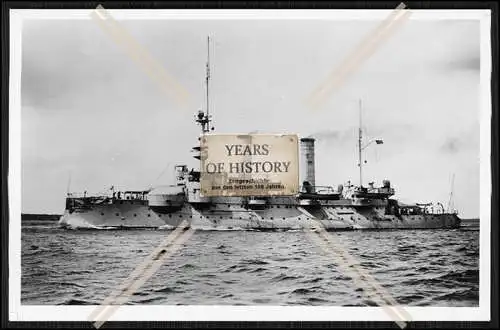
[58,37,461,230]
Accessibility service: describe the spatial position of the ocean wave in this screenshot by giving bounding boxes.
[271,273,302,282]
[240,258,269,265]
[439,269,479,283]
[153,286,182,293]
[58,298,95,305]
[290,288,314,295]
[22,227,480,306]
[248,267,267,273]
[59,216,108,230]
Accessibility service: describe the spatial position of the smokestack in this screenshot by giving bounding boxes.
[300,137,316,192]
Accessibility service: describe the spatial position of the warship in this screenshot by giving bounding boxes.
[58,38,461,230]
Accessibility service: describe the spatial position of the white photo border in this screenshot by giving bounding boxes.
[9,8,492,322]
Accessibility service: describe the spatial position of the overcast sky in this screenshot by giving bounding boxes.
[20,15,481,217]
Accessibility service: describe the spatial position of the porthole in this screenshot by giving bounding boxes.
[220,216,223,219]
[134,214,137,217]
[116,213,119,216]
[148,214,151,217]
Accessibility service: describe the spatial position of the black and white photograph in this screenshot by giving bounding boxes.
[8,5,492,325]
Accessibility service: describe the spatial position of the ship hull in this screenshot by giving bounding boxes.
[159,205,461,230]
[58,202,169,229]
[59,199,460,230]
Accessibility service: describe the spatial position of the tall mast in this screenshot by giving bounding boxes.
[206,36,211,123]
[196,36,213,134]
[358,99,363,188]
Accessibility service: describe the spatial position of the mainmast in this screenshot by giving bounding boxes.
[355,99,384,190]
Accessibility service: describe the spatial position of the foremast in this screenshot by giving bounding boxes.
[188,36,214,199]
[195,36,214,135]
